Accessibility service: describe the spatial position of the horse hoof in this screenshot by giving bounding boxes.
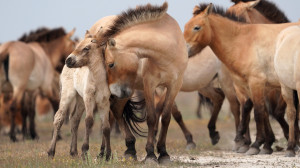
[237,145,249,153]
[158,154,171,165]
[124,153,137,161]
[233,140,244,151]
[47,150,55,158]
[285,150,295,157]
[259,148,273,155]
[70,151,78,157]
[246,147,260,155]
[10,136,18,142]
[186,142,196,150]
[211,132,220,145]
[294,145,300,152]
[143,154,158,165]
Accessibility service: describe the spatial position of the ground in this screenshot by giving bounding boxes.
[0,92,299,168]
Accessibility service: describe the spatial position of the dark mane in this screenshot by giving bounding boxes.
[102,2,168,39]
[19,27,66,43]
[194,3,246,23]
[231,0,290,23]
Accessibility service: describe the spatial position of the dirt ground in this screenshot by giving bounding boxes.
[0,92,299,168]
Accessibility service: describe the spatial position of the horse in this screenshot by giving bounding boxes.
[0,29,75,141]
[274,25,300,157]
[48,27,111,159]
[101,2,188,163]
[227,0,292,153]
[184,3,300,156]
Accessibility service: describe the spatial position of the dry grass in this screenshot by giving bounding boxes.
[0,92,299,167]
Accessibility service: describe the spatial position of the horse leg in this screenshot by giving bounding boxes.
[196,93,203,118]
[280,85,297,157]
[246,81,267,155]
[199,86,225,145]
[156,82,181,164]
[272,94,289,140]
[70,99,84,157]
[98,111,114,159]
[47,89,76,158]
[171,103,196,150]
[9,87,25,142]
[21,100,28,140]
[110,98,138,160]
[143,80,158,163]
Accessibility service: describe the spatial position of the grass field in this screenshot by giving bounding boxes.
[0,92,299,167]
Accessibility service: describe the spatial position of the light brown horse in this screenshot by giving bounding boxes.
[274,25,300,157]
[227,0,292,153]
[101,2,188,163]
[184,3,300,156]
[0,29,75,141]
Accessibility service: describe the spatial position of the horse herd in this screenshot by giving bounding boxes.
[0,0,300,164]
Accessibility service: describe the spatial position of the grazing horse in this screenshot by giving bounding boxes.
[274,25,300,157]
[227,0,292,152]
[101,2,188,163]
[184,3,300,156]
[0,29,75,142]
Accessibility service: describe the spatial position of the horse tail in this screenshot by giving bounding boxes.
[123,93,147,137]
[198,92,213,114]
[293,90,299,112]
[0,42,11,81]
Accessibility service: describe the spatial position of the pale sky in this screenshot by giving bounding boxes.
[0,0,299,42]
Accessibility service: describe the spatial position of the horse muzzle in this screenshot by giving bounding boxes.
[65,56,76,68]
[109,83,133,99]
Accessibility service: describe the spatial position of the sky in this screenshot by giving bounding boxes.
[0,0,299,42]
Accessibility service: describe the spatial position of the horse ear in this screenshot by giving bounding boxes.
[246,0,260,9]
[67,28,76,38]
[85,30,91,38]
[193,6,200,14]
[108,38,116,47]
[204,3,213,16]
[95,26,105,39]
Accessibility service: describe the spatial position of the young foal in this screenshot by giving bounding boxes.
[184,3,300,156]
[102,2,188,163]
[48,31,111,159]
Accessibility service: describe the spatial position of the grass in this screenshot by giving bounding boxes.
[0,92,290,167]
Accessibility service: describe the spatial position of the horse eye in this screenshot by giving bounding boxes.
[108,63,115,68]
[83,47,90,52]
[193,26,201,31]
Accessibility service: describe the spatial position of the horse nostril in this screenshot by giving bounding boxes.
[65,57,74,67]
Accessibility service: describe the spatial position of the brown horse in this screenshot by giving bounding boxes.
[184,3,299,156]
[0,29,75,141]
[227,0,292,153]
[101,2,188,163]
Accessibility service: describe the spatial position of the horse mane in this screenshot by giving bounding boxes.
[231,0,290,23]
[102,2,168,39]
[194,3,246,23]
[19,27,66,43]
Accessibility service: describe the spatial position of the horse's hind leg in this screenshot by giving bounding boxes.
[9,87,25,142]
[48,88,76,158]
[198,86,225,145]
[156,82,182,164]
[70,99,84,157]
[171,103,196,150]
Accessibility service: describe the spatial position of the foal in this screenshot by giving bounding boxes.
[48,32,111,159]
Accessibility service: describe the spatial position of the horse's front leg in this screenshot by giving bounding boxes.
[246,80,267,155]
[143,79,158,163]
[70,98,84,157]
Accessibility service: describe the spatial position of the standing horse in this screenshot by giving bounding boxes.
[184,3,299,156]
[101,2,188,163]
[227,0,292,152]
[274,25,300,157]
[0,29,75,141]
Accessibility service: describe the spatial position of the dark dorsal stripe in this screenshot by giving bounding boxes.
[231,0,290,23]
[102,2,168,40]
[19,27,66,43]
[194,3,246,23]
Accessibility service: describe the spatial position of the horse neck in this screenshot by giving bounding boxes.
[88,50,107,83]
[208,15,247,67]
[40,38,65,67]
[247,9,273,24]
